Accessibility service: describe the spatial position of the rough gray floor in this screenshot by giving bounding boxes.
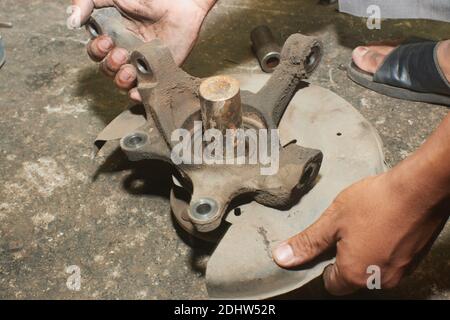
[0,0,448,299]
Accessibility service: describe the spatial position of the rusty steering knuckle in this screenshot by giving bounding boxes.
[108,31,324,236]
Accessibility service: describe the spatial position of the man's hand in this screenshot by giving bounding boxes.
[69,0,216,101]
[273,114,450,295]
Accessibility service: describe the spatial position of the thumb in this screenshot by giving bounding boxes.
[272,208,338,268]
[69,0,114,27]
[69,0,94,27]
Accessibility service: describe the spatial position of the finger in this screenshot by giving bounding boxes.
[100,47,129,77]
[115,64,137,90]
[129,88,142,102]
[406,217,447,276]
[87,35,114,62]
[70,0,94,27]
[69,0,115,28]
[272,208,338,268]
[92,0,115,7]
[323,263,359,296]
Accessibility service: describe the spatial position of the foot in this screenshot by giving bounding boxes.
[70,0,216,101]
[352,39,450,83]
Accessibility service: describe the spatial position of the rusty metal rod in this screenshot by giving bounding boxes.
[250,25,281,73]
[199,75,243,133]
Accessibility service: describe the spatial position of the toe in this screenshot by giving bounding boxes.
[369,45,398,56]
[352,46,386,75]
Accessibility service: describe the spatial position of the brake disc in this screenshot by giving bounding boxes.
[88,8,387,299]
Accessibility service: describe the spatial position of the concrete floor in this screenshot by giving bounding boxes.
[0,0,448,299]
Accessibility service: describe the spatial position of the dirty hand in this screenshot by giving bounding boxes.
[68,0,216,101]
[273,114,450,295]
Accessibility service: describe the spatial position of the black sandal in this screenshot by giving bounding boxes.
[347,40,450,106]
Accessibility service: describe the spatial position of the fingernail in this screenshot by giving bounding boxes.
[112,49,127,63]
[68,15,79,29]
[98,38,113,52]
[273,243,294,265]
[354,46,369,57]
[120,70,133,82]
